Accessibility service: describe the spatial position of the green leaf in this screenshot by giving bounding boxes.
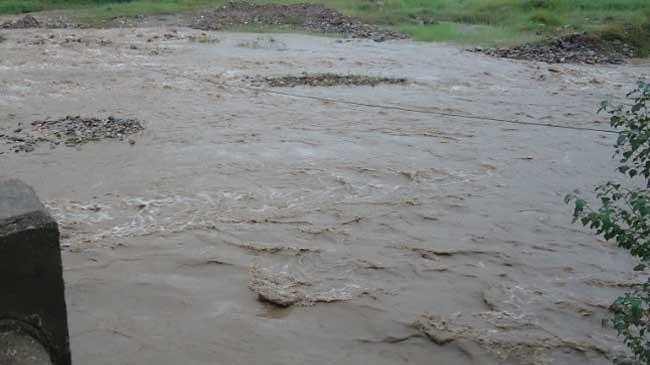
[569,81,650,363]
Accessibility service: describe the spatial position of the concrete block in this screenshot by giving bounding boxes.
[0,179,70,365]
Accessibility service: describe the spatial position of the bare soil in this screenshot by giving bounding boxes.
[191,1,407,41]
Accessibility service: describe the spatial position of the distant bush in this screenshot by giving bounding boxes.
[529,10,562,26]
[523,0,555,9]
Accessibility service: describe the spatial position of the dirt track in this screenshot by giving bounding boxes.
[1,26,649,364]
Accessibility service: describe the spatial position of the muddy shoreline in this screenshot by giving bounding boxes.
[1,8,642,65]
[0,2,408,42]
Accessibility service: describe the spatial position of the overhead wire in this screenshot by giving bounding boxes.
[144,67,618,134]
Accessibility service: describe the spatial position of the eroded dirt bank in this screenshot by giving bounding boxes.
[1,27,649,364]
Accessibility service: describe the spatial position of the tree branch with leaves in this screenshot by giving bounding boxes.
[567,80,650,364]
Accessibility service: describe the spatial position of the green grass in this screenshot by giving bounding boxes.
[0,0,220,21]
[0,0,649,52]
[401,21,540,46]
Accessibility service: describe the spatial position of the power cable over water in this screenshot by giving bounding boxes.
[145,67,618,135]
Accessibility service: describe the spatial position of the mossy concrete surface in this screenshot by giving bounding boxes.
[0,178,70,365]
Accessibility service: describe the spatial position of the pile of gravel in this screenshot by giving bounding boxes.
[192,1,407,42]
[1,116,144,153]
[470,33,635,64]
[248,73,408,87]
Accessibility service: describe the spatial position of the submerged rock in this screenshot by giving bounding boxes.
[248,73,408,88]
[247,263,358,307]
[248,265,305,307]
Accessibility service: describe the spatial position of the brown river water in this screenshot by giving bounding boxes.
[1,27,649,364]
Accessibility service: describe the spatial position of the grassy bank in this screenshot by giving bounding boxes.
[0,0,649,51]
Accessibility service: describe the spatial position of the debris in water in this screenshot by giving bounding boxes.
[584,278,640,289]
[236,36,287,50]
[226,241,320,255]
[413,311,612,365]
[179,258,233,268]
[356,259,386,270]
[248,265,306,307]
[248,73,408,88]
[399,245,499,260]
[0,116,144,153]
[248,264,357,307]
[187,33,220,44]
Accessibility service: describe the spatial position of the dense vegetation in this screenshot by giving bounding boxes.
[568,82,650,364]
[0,0,648,51]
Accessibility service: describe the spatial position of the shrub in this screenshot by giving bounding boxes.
[567,81,650,364]
[529,10,562,26]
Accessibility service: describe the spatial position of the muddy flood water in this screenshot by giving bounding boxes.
[1,27,649,364]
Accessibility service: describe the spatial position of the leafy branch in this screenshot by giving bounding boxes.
[567,80,650,364]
